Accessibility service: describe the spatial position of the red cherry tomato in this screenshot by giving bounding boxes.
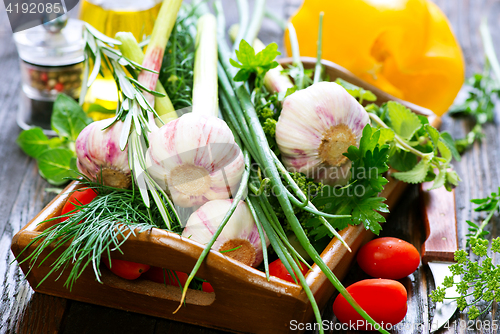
[333,279,407,331]
[202,282,214,293]
[54,82,64,92]
[357,237,420,279]
[40,72,48,82]
[268,258,309,284]
[142,266,188,287]
[60,187,98,222]
[104,258,150,280]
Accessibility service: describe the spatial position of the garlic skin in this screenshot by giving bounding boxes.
[76,119,131,188]
[182,200,269,267]
[146,113,245,208]
[275,82,369,186]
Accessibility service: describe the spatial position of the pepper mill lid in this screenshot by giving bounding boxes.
[13,16,84,67]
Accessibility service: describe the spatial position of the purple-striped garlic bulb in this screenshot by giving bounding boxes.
[275,82,369,186]
[146,113,245,208]
[76,119,131,188]
[182,200,268,267]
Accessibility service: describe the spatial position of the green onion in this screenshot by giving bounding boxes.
[313,12,324,84]
[192,13,219,116]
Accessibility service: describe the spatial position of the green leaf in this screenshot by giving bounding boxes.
[86,103,116,115]
[424,124,440,150]
[378,128,394,146]
[392,158,430,184]
[387,101,422,140]
[231,40,280,82]
[51,94,93,141]
[388,148,418,172]
[428,170,446,190]
[351,196,388,235]
[335,78,377,102]
[37,148,78,185]
[16,128,50,158]
[440,132,461,161]
[437,141,452,163]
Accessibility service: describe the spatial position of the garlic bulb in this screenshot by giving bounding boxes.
[276,82,369,186]
[182,200,268,267]
[76,119,131,188]
[146,113,245,208]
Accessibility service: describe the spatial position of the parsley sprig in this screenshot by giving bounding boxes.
[431,188,500,319]
[448,20,499,153]
[310,125,390,236]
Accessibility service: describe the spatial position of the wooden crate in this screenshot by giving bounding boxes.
[11,58,440,334]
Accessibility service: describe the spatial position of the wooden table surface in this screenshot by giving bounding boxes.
[1,0,499,333]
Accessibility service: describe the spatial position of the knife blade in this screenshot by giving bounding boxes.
[420,183,459,332]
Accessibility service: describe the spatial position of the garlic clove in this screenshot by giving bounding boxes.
[146,113,245,207]
[76,119,131,188]
[182,199,269,267]
[275,82,369,185]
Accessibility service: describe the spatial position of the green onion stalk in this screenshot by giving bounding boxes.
[212,1,390,333]
[313,12,324,84]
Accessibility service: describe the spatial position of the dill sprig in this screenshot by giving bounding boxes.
[17,182,181,290]
[159,8,196,110]
[431,188,500,319]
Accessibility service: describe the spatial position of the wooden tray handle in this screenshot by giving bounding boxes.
[420,184,458,264]
[11,181,302,306]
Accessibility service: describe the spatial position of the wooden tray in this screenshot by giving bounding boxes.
[11,58,441,334]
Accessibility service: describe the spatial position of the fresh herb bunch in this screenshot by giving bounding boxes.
[448,20,500,153]
[159,9,196,110]
[448,72,499,153]
[431,189,500,319]
[17,178,181,290]
[16,94,92,185]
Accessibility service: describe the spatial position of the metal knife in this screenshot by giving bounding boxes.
[420,183,459,332]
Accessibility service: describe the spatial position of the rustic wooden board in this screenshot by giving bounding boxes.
[1,0,500,333]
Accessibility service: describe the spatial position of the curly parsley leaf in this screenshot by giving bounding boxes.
[311,124,389,236]
[230,40,280,82]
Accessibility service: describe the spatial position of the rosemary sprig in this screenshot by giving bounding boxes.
[81,22,183,228]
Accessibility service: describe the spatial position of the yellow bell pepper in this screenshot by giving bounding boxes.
[284,0,465,116]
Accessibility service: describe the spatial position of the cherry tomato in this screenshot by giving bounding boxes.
[40,72,48,82]
[268,258,309,284]
[142,266,188,287]
[104,258,150,280]
[333,279,407,331]
[357,237,420,279]
[60,187,98,222]
[202,282,214,293]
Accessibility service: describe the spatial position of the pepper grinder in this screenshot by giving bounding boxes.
[14,14,85,135]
